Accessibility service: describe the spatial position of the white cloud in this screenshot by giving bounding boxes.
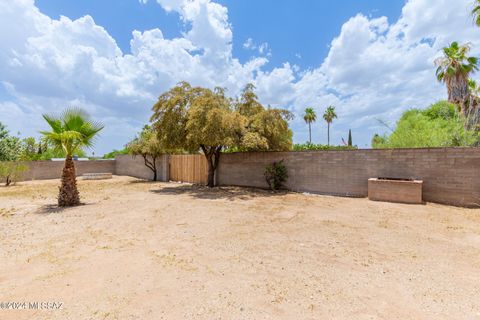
[0,0,266,153]
[1,0,479,152]
[243,37,271,57]
[288,0,480,146]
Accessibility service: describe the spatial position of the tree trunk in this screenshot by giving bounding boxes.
[58,156,80,207]
[202,145,222,188]
[207,158,215,187]
[327,123,330,146]
[143,154,157,181]
[447,75,470,117]
[308,123,312,144]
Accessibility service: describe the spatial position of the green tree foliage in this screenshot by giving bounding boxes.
[371,134,387,148]
[348,129,353,147]
[323,106,337,146]
[372,101,478,148]
[102,148,128,159]
[264,160,288,191]
[0,123,21,161]
[293,143,356,151]
[303,107,317,144]
[17,137,86,161]
[151,82,293,187]
[126,125,165,181]
[234,84,293,152]
[0,162,28,186]
[472,0,480,27]
[41,108,104,206]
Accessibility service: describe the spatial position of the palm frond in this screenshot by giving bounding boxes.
[40,107,104,156]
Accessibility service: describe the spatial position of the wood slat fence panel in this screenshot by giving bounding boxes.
[169,154,208,184]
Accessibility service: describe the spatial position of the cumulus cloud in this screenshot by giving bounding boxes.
[0,0,479,152]
[0,0,266,153]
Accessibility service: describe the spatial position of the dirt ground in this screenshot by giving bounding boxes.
[0,176,479,320]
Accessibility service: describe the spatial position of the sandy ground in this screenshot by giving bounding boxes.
[0,176,479,320]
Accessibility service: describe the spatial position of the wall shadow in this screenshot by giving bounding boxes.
[149,184,286,201]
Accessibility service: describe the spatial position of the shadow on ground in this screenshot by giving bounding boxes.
[149,184,286,201]
[33,203,91,215]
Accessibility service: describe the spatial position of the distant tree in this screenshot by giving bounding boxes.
[323,106,337,146]
[371,134,387,148]
[303,107,317,144]
[151,82,293,187]
[126,125,164,181]
[348,129,353,147]
[41,108,104,206]
[293,143,356,151]
[0,123,21,161]
[102,148,128,159]
[435,42,478,117]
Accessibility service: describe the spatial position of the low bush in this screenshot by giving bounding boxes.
[293,143,357,151]
[0,162,28,186]
[264,160,288,191]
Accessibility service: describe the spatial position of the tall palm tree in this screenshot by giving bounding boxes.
[303,107,317,144]
[435,42,478,116]
[323,106,337,146]
[472,0,480,27]
[41,108,104,206]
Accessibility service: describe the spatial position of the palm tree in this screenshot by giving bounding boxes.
[303,107,317,144]
[323,106,337,146]
[472,0,480,27]
[435,42,478,116]
[469,79,480,96]
[41,108,104,206]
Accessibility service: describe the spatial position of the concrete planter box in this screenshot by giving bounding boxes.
[368,178,423,204]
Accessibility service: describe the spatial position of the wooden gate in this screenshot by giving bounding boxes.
[169,154,208,184]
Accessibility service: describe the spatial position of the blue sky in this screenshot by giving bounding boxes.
[36,0,406,71]
[0,0,479,154]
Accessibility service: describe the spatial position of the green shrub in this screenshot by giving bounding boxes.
[293,143,357,151]
[264,160,288,191]
[103,148,128,159]
[0,162,28,186]
[372,101,478,148]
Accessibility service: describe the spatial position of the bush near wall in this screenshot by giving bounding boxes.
[0,162,29,186]
[293,143,357,151]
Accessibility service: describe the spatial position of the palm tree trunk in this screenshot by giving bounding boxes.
[58,155,80,206]
[327,123,330,146]
[308,123,312,144]
[447,76,470,117]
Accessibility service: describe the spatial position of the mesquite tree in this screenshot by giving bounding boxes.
[151,82,292,187]
[126,125,165,181]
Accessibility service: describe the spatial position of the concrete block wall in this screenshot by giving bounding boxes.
[3,148,479,207]
[217,148,480,207]
[17,160,116,181]
[115,154,169,181]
